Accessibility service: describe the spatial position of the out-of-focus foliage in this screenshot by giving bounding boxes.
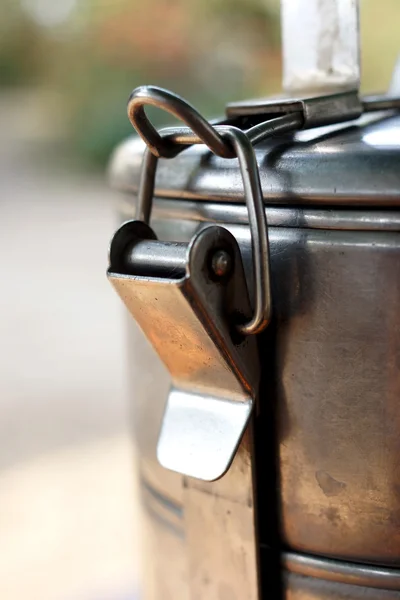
[0,3,43,85]
[0,0,282,165]
[360,0,400,92]
[1,0,400,166]
[58,0,282,165]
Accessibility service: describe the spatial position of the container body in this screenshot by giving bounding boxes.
[111,114,400,597]
[271,225,400,566]
[121,204,400,597]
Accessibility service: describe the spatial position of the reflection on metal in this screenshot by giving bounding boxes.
[109,113,400,207]
[281,0,360,93]
[284,570,400,600]
[284,553,400,590]
[117,197,400,233]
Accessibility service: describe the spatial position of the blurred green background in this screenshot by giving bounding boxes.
[1,0,400,167]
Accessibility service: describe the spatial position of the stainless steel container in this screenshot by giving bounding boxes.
[109,111,400,598]
[107,1,400,598]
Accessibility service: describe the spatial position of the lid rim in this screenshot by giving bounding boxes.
[109,114,400,209]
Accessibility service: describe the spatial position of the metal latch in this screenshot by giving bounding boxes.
[227,89,363,128]
[226,90,400,129]
[108,126,271,481]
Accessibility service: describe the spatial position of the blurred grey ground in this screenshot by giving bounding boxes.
[0,90,139,600]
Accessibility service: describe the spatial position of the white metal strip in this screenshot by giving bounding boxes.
[281,0,360,93]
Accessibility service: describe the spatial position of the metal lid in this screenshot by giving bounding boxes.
[109,113,400,207]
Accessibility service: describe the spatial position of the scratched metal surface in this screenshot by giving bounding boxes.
[124,211,400,569]
[267,226,400,565]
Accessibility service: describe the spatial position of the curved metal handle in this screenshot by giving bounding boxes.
[137,125,271,335]
[222,127,271,335]
[127,85,235,159]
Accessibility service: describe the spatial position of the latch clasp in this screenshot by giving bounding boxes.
[108,126,270,481]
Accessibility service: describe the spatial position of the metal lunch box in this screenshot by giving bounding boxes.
[107,1,400,598]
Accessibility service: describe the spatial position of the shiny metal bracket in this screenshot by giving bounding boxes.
[108,221,260,481]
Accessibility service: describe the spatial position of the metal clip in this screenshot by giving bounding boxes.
[227,90,400,130]
[226,89,363,128]
[108,126,270,481]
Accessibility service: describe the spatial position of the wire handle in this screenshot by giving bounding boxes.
[136,124,271,335]
[127,85,235,159]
